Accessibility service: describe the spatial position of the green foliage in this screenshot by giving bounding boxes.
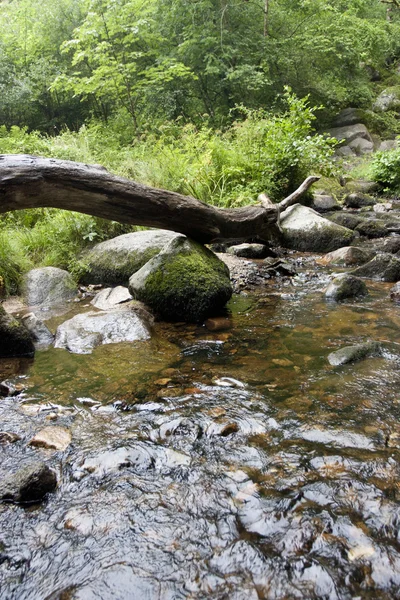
[370,145,400,191]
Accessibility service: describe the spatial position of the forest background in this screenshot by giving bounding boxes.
[1,0,400,294]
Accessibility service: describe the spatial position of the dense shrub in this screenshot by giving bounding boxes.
[371,146,400,192]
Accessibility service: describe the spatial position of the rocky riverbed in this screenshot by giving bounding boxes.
[2,194,400,599]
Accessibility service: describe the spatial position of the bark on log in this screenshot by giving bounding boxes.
[0,154,318,244]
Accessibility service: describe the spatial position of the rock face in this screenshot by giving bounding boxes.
[82,230,180,285]
[24,267,77,307]
[0,306,35,358]
[325,274,368,301]
[21,312,54,349]
[54,307,152,354]
[91,286,133,310]
[129,235,232,322]
[280,204,354,253]
[351,254,400,282]
[0,462,57,503]
[318,246,374,267]
[328,342,382,366]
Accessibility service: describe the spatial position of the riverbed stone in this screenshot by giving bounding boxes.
[318,246,374,267]
[21,312,54,349]
[344,193,376,209]
[82,229,180,285]
[351,254,400,282]
[24,267,77,307]
[390,282,400,302]
[279,204,354,253]
[129,235,232,322]
[29,426,72,451]
[328,342,382,366]
[54,306,152,354]
[328,212,365,230]
[227,243,271,259]
[91,286,133,310]
[311,194,341,213]
[354,219,389,239]
[0,306,35,358]
[0,461,57,503]
[325,273,368,301]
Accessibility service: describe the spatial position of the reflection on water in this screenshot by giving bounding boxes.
[1,264,400,599]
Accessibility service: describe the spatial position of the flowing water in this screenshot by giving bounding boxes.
[1,257,400,599]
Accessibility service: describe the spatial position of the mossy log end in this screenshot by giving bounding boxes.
[0,154,318,244]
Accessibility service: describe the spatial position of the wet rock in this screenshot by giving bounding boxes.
[90,286,133,310]
[205,317,232,332]
[263,257,297,276]
[318,246,374,267]
[354,219,389,239]
[23,267,77,307]
[54,306,151,354]
[325,274,368,301]
[351,253,400,282]
[0,306,35,358]
[227,243,271,259]
[311,194,341,213]
[82,229,179,285]
[206,421,240,436]
[0,432,21,444]
[29,426,72,451]
[280,204,354,252]
[390,282,400,302]
[129,235,232,322]
[344,193,376,209]
[328,342,382,366]
[328,212,365,230]
[0,462,57,503]
[0,380,25,397]
[20,312,54,349]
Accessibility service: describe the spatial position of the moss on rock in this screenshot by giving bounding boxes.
[0,306,35,358]
[129,236,232,322]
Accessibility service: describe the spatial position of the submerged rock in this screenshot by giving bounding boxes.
[351,254,400,282]
[24,267,77,307]
[280,204,354,252]
[129,235,232,322]
[21,312,54,349]
[54,306,152,354]
[325,274,368,301]
[91,286,132,310]
[328,342,382,366]
[318,246,374,267]
[0,306,35,358]
[0,462,57,503]
[82,230,179,285]
[29,426,72,451]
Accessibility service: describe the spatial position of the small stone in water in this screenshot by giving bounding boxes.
[29,426,72,451]
[213,377,245,388]
[272,358,294,367]
[0,462,57,503]
[205,317,232,332]
[154,378,172,386]
[0,432,21,444]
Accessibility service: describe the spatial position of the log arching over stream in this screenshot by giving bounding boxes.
[0,154,319,244]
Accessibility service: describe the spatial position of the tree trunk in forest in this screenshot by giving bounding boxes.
[0,154,318,245]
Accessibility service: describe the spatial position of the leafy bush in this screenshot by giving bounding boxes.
[371,146,400,192]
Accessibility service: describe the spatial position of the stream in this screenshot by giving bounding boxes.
[1,254,400,599]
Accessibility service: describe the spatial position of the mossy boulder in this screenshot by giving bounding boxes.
[280,204,354,253]
[82,230,179,285]
[344,193,376,209]
[0,306,35,358]
[24,267,77,307]
[325,274,368,302]
[351,254,400,282]
[354,219,389,239]
[327,212,365,230]
[129,235,232,322]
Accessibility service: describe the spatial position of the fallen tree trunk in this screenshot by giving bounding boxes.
[0,154,318,244]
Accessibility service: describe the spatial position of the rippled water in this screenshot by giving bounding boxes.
[1,258,400,599]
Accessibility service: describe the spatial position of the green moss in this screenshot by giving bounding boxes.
[137,241,232,322]
[83,247,161,285]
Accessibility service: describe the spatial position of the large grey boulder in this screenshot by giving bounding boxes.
[328,342,382,366]
[0,305,35,358]
[319,246,374,267]
[348,137,374,155]
[129,235,232,322]
[279,204,354,252]
[351,254,400,282]
[327,123,372,146]
[54,306,152,354]
[325,273,368,301]
[24,267,77,307]
[0,461,57,504]
[311,194,341,213]
[82,230,180,285]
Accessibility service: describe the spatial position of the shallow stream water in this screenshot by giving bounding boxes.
[1,256,400,599]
